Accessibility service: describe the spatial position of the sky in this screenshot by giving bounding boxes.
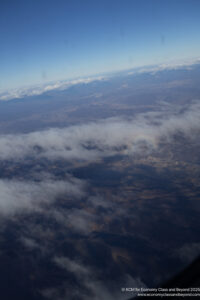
[1,0,200,91]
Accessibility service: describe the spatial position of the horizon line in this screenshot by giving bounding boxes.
[1,56,200,102]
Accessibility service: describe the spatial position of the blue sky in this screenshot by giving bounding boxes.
[1,0,200,90]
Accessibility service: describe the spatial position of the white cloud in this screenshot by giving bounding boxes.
[51,256,146,300]
[127,57,200,76]
[0,101,199,162]
[0,76,106,101]
[1,58,200,101]
[0,176,85,216]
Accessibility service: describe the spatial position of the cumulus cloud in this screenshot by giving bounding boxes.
[0,175,86,216]
[0,101,199,162]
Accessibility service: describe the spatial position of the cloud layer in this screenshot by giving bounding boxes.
[0,100,199,224]
[1,59,200,101]
[0,76,105,101]
[0,98,199,300]
[0,101,199,162]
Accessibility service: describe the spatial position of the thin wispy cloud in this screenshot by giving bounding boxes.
[48,256,146,300]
